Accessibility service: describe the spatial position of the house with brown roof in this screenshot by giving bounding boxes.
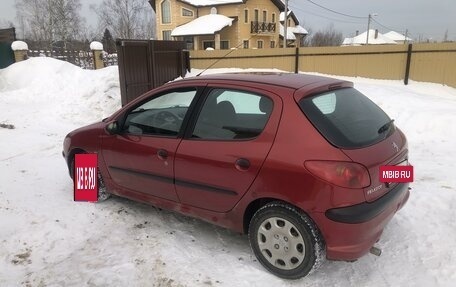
[148,0,289,50]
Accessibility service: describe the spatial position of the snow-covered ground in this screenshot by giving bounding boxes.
[1,58,455,286]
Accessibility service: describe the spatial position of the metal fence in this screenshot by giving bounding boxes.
[0,27,16,68]
[190,43,456,88]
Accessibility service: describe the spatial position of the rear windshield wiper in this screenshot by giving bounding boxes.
[378,119,395,134]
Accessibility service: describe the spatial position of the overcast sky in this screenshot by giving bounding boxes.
[1,0,455,41]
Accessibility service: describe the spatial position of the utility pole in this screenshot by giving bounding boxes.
[284,0,288,49]
[366,13,378,45]
[404,29,408,44]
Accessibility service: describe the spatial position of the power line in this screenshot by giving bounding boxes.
[304,0,367,19]
[371,18,404,33]
[289,4,365,24]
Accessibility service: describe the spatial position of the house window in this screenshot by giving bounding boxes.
[262,11,267,22]
[203,41,215,50]
[182,8,194,17]
[254,9,259,21]
[184,36,194,50]
[162,30,172,40]
[288,19,291,27]
[272,13,276,23]
[270,40,275,48]
[161,0,171,24]
[244,9,248,23]
[243,40,249,49]
[221,40,229,49]
[257,40,263,49]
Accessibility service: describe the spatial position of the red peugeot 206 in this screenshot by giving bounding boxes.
[63,73,410,279]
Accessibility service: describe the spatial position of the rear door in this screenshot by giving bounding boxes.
[174,85,282,212]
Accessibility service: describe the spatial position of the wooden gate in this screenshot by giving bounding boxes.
[116,39,190,106]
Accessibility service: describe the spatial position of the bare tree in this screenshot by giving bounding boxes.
[15,0,85,47]
[0,20,14,29]
[310,24,343,47]
[92,0,155,39]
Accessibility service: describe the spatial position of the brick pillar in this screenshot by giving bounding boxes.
[11,41,28,62]
[90,41,104,69]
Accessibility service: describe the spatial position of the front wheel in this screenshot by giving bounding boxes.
[248,202,325,279]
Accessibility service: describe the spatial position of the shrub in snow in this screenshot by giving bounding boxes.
[11,41,28,51]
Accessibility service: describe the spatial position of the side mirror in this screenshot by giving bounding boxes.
[106,121,119,135]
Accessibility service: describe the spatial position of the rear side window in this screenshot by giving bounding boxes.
[299,88,392,148]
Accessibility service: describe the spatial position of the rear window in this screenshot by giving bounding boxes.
[299,88,393,149]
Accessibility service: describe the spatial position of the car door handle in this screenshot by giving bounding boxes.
[157,149,168,160]
[235,158,250,171]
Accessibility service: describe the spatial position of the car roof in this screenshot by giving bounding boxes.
[179,72,351,90]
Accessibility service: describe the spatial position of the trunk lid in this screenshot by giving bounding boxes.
[342,128,408,202]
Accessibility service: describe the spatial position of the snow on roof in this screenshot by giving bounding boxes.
[180,0,243,6]
[384,31,413,42]
[171,14,234,36]
[279,11,291,22]
[292,25,308,35]
[342,29,397,45]
[279,24,308,40]
[11,40,28,51]
[279,24,296,40]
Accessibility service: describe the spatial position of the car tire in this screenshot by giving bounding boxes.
[70,155,111,202]
[248,202,325,279]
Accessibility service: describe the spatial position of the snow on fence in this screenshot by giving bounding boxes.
[25,48,117,69]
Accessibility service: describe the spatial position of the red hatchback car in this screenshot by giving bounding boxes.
[63,73,410,279]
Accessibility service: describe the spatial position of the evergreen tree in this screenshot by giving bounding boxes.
[101,28,116,53]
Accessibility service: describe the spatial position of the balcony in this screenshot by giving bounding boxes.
[251,21,276,34]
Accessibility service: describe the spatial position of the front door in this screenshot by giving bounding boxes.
[102,88,198,201]
[175,86,282,212]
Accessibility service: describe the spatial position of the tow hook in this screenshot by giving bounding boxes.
[369,246,382,256]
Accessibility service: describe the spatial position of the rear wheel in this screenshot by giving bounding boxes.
[248,202,325,279]
[70,155,111,202]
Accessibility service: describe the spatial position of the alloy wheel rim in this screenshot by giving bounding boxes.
[257,217,305,270]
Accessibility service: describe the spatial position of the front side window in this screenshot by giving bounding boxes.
[192,89,273,140]
[244,9,249,23]
[243,40,249,49]
[161,0,171,24]
[123,89,197,137]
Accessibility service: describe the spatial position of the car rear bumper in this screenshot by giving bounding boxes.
[313,183,410,261]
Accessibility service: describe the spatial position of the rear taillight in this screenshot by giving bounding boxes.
[304,161,371,188]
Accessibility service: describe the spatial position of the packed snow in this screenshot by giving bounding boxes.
[90,41,104,51]
[11,41,28,51]
[1,57,456,286]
